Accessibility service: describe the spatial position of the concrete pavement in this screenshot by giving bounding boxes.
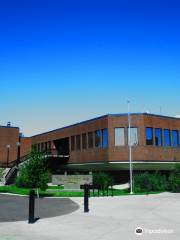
[0,192,179,240]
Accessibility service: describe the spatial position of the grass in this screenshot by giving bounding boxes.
[0,185,163,197]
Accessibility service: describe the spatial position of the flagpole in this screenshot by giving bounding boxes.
[127,100,133,194]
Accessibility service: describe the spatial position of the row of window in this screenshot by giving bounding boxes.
[146,128,179,147]
[35,127,180,152]
[37,141,51,152]
[71,128,108,151]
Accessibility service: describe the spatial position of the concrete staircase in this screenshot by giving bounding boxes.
[5,165,19,185]
[0,168,11,186]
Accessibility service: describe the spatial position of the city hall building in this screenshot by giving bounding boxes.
[0,113,180,177]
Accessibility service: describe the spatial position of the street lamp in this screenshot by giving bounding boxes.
[127,100,133,194]
[16,141,21,166]
[6,144,11,167]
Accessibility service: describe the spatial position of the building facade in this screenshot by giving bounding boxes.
[1,113,180,172]
[0,124,31,166]
[31,113,180,171]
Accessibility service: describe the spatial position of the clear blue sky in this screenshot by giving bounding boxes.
[1,0,180,136]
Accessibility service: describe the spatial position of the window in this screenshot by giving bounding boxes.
[128,127,138,146]
[146,127,153,145]
[95,130,101,147]
[102,128,108,148]
[114,128,125,146]
[47,141,51,149]
[41,142,44,151]
[76,135,81,150]
[45,142,48,152]
[82,133,87,149]
[71,136,75,151]
[37,143,41,151]
[88,132,93,148]
[155,128,162,146]
[164,129,171,147]
[172,130,179,147]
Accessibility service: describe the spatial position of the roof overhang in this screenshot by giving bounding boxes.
[60,161,180,171]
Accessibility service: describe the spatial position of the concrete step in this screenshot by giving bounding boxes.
[0,168,11,186]
[112,183,129,190]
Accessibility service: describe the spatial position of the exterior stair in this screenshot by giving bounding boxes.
[4,165,19,185]
[0,168,11,186]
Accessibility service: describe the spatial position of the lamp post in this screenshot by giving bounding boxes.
[16,141,21,166]
[6,144,11,167]
[127,100,133,194]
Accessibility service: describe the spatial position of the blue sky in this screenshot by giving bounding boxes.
[0,0,180,136]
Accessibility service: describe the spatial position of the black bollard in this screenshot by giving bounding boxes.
[28,190,35,224]
[84,184,89,212]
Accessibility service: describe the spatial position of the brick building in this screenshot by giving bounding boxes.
[1,113,180,173]
[31,113,180,172]
[0,124,31,166]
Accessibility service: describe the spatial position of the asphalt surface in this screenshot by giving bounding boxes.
[0,194,79,222]
[0,193,179,240]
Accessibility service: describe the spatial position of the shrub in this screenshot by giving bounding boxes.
[93,172,113,189]
[134,171,168,193]
[168,164,180,193]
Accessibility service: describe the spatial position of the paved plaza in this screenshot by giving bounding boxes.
[0,192,179,240]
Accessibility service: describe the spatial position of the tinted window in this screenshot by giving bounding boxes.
[37,143,41,151]
[95,130,101,147]
[164,129,171,147]
[172,130,179,147]
[45,142,48,152]
[71,136,75,151]
[88,132,93,148]
[146,127,153,145]
[76,135,81,150]
[48,141,51,149]
[115,128,125,146]
[41,142,44,151]
[155,128,162,146]
[82,133,87,149]
[102,128,108,148]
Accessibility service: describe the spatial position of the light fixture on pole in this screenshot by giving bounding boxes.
[16,141,21,166]
[6,144,11,167]
[127,100,133,194]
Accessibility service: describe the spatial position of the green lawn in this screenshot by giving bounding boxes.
[0,185,162,197]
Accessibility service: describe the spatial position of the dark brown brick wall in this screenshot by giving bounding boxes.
[20,137,32,157]
[2,114,180,166]
[108,114,180,162]
[32,116,109,164]
[31,114,180,164]
[0,127,31,165]
[0,126,20,164]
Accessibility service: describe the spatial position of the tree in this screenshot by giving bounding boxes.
[93,172,113,190]
[16,145,49,192]
[168,164,180,193]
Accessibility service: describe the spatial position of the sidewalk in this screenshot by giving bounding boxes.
[0,193,179,240]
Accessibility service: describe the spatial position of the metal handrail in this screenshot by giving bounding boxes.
[0,149,66,168]
[1,148,70,179]
[5,165,18,183]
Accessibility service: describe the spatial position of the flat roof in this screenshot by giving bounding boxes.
[0,125,19,129]
[31,112,180,138]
